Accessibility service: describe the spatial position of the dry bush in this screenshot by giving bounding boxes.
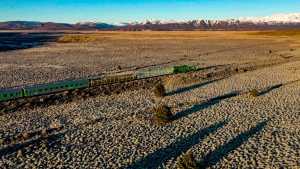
[41,129,48,137]
[57,34,98,43]
[164,76,186,90]
[250,89,259,97]
[17,150,23,158]
[21,132,29,141]
[153,83,166,98]
[50,120,62,129]
[177,152,198,169]
[153,105,173,124]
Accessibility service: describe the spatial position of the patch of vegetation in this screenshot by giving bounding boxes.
[164,76,186,91]
[250,89,259,97]
[21,132,29,141]
[177,152,198,169]
[174,65,198,74]
[249,30,300,37]
[41,129,48,138]
[57,34,98,43]
[153,83,166,97]
[50,120,62,130]
[153,105,173,124]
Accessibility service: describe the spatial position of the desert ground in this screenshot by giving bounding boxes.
[0,31,299,88]
[0,31,300,168]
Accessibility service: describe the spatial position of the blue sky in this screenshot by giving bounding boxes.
[0,0,300,23]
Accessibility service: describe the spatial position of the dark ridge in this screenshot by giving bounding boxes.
[1,20,300,31]
[0,32,61,52]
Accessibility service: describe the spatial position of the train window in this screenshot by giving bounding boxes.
[3,94,7,97]
[10,94,14,96]
[66,85,69,87]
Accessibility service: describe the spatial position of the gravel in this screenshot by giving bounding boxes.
[0,35,290,88]
[0,60,300,168]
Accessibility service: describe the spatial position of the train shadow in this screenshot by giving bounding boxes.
[172,91,239,121]
[125,120,227,169]
[0,32,61,52]
[167,78,225,96]
[198,120,268,168]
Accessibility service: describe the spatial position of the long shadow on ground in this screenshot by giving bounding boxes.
[173,91,239,121]
[198,120,268,168]
[125,120,227,169]
[0,129,65,157]
[0,32,61,52]
[258,84,283,96]
[167,78,226,96]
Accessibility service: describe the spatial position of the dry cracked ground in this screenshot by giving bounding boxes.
[0,57,300,168]
[0,31,300,168]
[0,31,298,88]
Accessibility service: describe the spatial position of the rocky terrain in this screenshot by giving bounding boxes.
[0,31,297,88]
[0,31,299,168]
[0,59,300,168]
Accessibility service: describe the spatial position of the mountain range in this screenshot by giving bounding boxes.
[1,13,300,31]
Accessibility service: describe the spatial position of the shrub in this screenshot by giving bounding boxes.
[174,65,197,74]
[21,132,29,141]
[164,76,185,91]
[177,152,198,169]
[250,89,259,97]
[153,83,166,97]
[57,35,98,43]
[41,129,48,138]
[153,105,173,124]
[50,120,62,130]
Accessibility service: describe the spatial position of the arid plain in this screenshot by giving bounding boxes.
[0,31,300,168]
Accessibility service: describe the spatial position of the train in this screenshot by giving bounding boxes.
[0,65,198,102]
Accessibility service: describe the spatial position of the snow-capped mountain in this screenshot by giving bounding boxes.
[240,13,300,23]
[1,13,300,30]
[125,13,300,26]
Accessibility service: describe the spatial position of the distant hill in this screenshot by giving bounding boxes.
[0,21,116,30]
[1,13,300,31]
